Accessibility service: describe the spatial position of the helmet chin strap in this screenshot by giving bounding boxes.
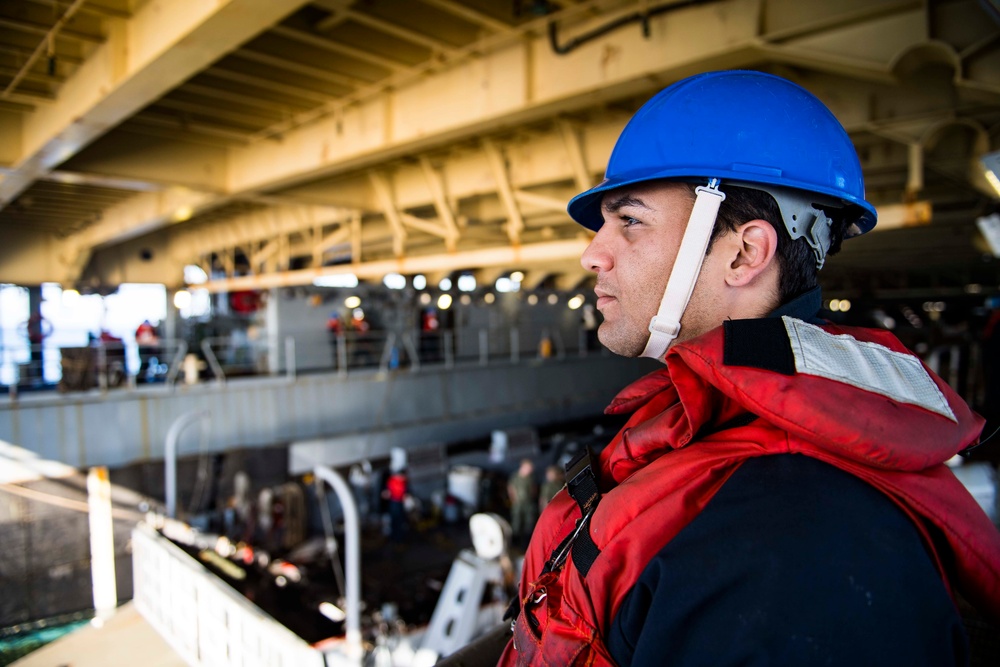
[640,179,726,362]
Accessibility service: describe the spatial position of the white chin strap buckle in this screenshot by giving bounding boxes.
[640,178,726,362]
[648,316,680,338]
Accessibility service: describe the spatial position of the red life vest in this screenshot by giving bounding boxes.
[500,320,1000,666]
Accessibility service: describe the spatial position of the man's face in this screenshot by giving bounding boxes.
[580,181,700,357]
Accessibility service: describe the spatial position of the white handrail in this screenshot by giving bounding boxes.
[165,409,211,518]
[313,465,363,663]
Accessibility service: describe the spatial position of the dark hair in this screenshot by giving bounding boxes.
[701,185,851,304]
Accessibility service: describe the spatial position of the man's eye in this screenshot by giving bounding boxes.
[621,216,642,227]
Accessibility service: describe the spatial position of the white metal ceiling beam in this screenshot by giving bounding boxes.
[54,193,351,284]
[41,169,163,192]
[0,42,82,66]
[139,80,985,278]
[231,49,366,90]
[483,139,525,245]
[269,25,408,73]
[761,0,923,43]
[250,239,279,274]
[558,119,595,191]
[313,224,354,266]
[418,0,512,33]
[419,156,461,251]
[199,237,593,293]
[0,16,103,45]
[0,0,312,210]
[25,0,132,21]
[368,170,408,257]
[309,0,355,26]
[2,90,56,105]
[173,202,354,262]
[513,190,574,214]
[399,212,457,242]
[79,78,991,287]
[340,10,460,56]
[1,0,88,100]
[218,0,778,193]
[203,66,337,105]
[97,188,222,246]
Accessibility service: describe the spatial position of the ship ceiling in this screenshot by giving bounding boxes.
[0,0,998,296]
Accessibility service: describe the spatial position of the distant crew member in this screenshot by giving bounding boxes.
[507,459,537,548]
[538,465,564,513]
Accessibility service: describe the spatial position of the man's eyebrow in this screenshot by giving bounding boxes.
[603,194,650,213]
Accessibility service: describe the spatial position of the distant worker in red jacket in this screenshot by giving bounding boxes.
[382,467,410,543]
[498,70,1000,666]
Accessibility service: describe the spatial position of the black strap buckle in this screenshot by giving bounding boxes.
[565,446,600,514]
[537,448,605,578]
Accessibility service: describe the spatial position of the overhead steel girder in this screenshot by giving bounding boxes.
[91,84,996,287]
[60,0,1000,289]
[157,124,606,283]
[0,0,312,209]
[172,203,356,264]
[197,237,593,294]
[224,0,999,194]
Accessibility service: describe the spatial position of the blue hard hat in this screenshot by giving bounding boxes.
[568,70,877,234]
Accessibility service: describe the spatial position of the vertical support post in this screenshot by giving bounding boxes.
[26,285,44,385]
[97,344,108,392]
[266,287,281,376]
[314,466,363,662]
[8,363,17,402]
[351,212,362,264]
[479,330,488,366]
[285,336,296,381]
[164,288,180,343]
[510,328,520,364]
[337,332,348,377]
[444,331,454,369]
[88,466,117,620]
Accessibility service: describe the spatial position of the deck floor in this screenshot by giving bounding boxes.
[11,602,186,667]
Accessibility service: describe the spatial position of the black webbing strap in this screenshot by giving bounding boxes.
[564,447,602,577]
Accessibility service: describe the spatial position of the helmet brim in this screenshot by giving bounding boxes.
[568,171,877,235]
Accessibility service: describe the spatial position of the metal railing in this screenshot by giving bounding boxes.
[1,339,189,399]
[0,324,607,400]
[132,521,339,667]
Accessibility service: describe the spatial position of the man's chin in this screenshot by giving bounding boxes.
[597,326,646,358]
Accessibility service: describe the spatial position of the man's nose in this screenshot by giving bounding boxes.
[581,227,612,273]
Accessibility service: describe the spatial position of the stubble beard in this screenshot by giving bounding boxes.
[597,318,650,357]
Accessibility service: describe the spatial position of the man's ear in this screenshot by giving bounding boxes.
[725,219,778,287]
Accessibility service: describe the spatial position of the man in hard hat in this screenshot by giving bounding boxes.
[499,71,1000,666]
